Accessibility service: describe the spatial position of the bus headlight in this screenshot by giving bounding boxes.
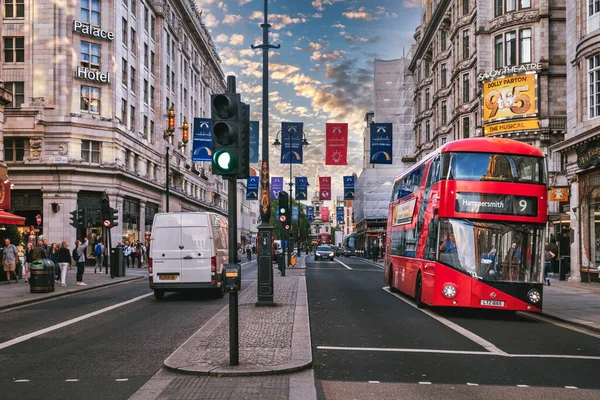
[442,284,457,299]
[527,289,541,304]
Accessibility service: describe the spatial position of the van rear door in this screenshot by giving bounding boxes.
[181,214,212,283]
[151,213,183,282]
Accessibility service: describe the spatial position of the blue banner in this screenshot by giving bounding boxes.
[306,206,314,222]
[271,177,283,199]
[191,118,212,162]
[370,123,393,164]
[336,206,344,223]
[280,122,303,164]
[292,206,299,221]
[246,176,259,200]
[249,121,259,163]
[343,175,355,200]
[295,177,308,200]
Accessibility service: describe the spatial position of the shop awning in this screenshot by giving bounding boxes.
[0,210,25,225]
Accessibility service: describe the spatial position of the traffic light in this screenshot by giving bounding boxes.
[278,191,289,224]
[69,210,78,228]
[211,92,242,176]
[238,102,250,179]
[76,208,85,228]
[109,207,119,228]
[101,193,110,221]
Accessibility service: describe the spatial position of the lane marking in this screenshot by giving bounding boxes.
[517,385,529,387]
[383,286,508,356]
[565,386,578,389]
[353,258,384,269]
[466,383,479,386]
[14,379,30,383]
[517,312,600,339]
[0,293,153,350]
[419,382,432,385]
[65,379,79,382]
[368,381,380,384]
[317,346,495,356]
[116,378,129,382]
[334,259,352,270]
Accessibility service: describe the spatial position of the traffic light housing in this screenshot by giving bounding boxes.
[238,102,250,179]
[211,92,242,176]
[101,193,110,221]
[109,207,119,228]
[69,210,78,228]
[76,208,85,228]
[278,191,289,224]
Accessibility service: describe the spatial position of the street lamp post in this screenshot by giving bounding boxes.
[163,104,189,213]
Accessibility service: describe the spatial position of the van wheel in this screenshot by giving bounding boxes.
[154,290,165,300]
[415,273,426,309]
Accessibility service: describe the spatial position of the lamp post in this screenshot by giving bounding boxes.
[273,131,309,266]
[163,104,189,212]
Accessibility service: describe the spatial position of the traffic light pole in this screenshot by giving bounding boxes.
[252,0,279,307]
[227,176,239,366]
[165,148,170,212]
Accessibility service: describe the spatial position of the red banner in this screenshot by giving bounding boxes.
[321,206,329,222]
[0,180,11,210]
[325,123,348,165]
[319,177,331,200]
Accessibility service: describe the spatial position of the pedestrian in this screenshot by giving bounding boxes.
[548,237,559,274]
[73,238,89,286]
[31,240,46,261]
[42,239,49,256]
[94,240,105,274]
[134,242,143,267]
[57,241,72,286]
[123,241,131,268]
[49,243,60,282]
[246,244,252,261]
[24,242,33,283]
[3,238,19,284]
[371,244,379,262]
[544,244,554,286]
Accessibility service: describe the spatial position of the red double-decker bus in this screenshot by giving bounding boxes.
[317,233,332,245]
[384,137,547,312]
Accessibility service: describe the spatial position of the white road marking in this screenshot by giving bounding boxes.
[317,346,496,356]
[565,386,578,389]
[334,259,352,270]
[0,293,153,350]
[368,381,380,384]
[65,379,79,382]
[116,378,129,382]
[518,312,600,339]
[517,384,529,387]
[353,258,384,269]
[383,286,508,356]
[466,383,479,386]
[418,382,432,385]
[14,379,30,383]
[508,354,600,360]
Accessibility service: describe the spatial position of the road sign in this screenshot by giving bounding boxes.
[103,220,111,227]
[36,214,42,225]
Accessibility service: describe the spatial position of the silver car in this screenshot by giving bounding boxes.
[314,245,335,261]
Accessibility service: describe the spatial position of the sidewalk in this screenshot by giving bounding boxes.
[358,257,600,333]
[164,254,312,376]
[0,266,146,310]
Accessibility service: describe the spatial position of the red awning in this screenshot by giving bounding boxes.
[0,210,25,225]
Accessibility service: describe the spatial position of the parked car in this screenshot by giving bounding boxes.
[314,245,335,261]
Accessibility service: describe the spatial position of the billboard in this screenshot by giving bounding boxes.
[482,73,538,136]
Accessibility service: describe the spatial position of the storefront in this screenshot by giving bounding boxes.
[122,197,140,244]
[11,190,43,243]
[578,170,600,281]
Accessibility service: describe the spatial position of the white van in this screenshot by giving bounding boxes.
[149,212,228,300]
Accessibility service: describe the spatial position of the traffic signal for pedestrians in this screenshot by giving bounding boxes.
[109,207,119,228]
[278,191,289,224]
[211,92,242,176]
[238,102,250,179]
[76,208,85,227]
[69,210,78,228]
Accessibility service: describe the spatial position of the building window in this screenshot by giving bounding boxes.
[463,117,470,139]
[588,54,600,118]
[81,0,100,25]
[441,63,447,87]
[495,0,530,16]
[150,85,155,108]
[81,41,100,69]
[4,138,25,162]
[131,0,137,16]
[418,65,422,81]
[130,105,136,130]
[425,120,430,142]
[151,16,156,40]
[3,37,24,63]
[462,73,470,103]
[521,0,531,8]
[4,0,24,18]
[495,0,503,16]
[505,31,517,66]
[143,115,148,138]
[441,101,447,125]
[425,88,430,110]
[150,51,155,74]
[130,28,136,54]
[130,66,136,90]
[150,120,155,142]
[144,79,148,103]
[462,30,470,59]
[80,85,100,113]
[5,81,24,108]
[494,35,503,68]
[121,99,127,123]
[122,18,127,45]
[463,0,469,15]
[144,5,149,31]
[440,30,447,51]
[81,140,100,163]
[441,137,447,145]
[591,0,600,15]
[166,65,170,89]
[121,58,128,85]
[144,44,148,68]
[519,29,532,63]
[425,59,430,78]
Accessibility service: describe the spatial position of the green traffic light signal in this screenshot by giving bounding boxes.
[213,150,238,174]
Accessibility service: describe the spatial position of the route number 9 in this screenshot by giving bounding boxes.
[518,199,528,212]
[485,85,532,118]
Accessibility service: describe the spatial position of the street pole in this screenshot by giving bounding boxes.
[165,148,169,212]
[288,131,293,267]
[252,0,279,306]
[228,176,239,365]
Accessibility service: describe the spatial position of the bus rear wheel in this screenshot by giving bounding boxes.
[415,274,426,309]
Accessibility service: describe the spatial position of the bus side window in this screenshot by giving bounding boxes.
[425,219,438,260]
[392,180,400,202]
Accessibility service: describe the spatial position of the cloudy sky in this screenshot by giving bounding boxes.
[197,0,421,204]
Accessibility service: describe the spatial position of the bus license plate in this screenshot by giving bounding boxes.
[481,299,505,307]
[159,274,178,281]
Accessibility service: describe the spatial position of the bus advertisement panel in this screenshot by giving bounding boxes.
[384,137,547,312]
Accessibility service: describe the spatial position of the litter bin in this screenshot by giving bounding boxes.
[559,256,570,281]
[111,247,125,277]
[29,259,56,293]
[277,253,285,273]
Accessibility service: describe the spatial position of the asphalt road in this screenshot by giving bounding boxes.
[306,255,600,400]
[0,262,258,400]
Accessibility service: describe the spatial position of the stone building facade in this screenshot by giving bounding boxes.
[0,0,257,255]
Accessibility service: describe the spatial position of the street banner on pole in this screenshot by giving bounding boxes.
[295,177,308,200]
[343,175,355,200]
[306,206,314,222]
[319,176,332,200]
[192,118,212,162]
[321,206,330,222]
[325,123,348,165]
[292,206,299,221]
[336,206,344,223]
[271,177,283,199]
[250,121,259,163]
[246,176,259,200]
[281,122,303,164]
[370,122,393,164]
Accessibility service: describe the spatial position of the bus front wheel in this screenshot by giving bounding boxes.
[415,274,426,309]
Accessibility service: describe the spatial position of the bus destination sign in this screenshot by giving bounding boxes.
[455,193,537,217]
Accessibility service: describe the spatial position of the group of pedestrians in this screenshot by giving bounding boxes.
[117,241,146,268]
